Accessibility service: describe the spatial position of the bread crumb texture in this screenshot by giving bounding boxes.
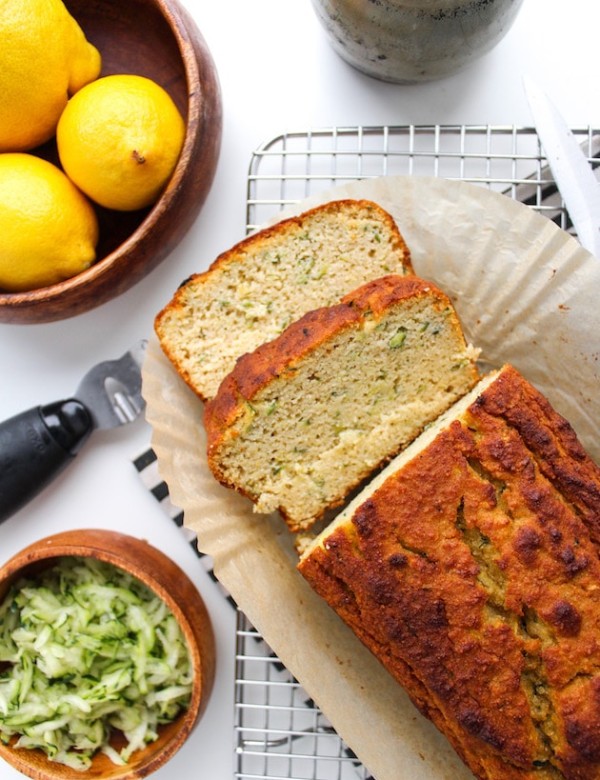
[205,275,479,532]
[155,199,412,401]
[299,364,600,780]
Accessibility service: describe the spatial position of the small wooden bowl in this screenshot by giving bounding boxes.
[0,529,216,780]
[0,0,222,324]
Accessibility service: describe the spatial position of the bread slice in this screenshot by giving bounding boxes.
[204,274,480,532]
[154,199,412,401]
[298,364,600,780]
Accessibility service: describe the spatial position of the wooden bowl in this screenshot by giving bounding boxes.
[0,529,216,779]
[0,0,222,324]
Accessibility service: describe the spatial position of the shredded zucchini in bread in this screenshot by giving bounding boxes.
[205,275,479,532]
[155,199,412,401]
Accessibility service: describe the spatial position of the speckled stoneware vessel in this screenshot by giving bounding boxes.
[311,0,525,83]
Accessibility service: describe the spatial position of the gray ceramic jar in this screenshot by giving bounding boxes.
[311,0,525,83]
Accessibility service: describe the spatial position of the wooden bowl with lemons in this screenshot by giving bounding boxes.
[0,529,216,779]
[0,0,222,324]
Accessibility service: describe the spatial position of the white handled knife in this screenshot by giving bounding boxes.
[524,77,600,257]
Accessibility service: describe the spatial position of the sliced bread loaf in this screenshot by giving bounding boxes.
[204,274,480,532]
[154,199,412,401]
[298,364,600,779]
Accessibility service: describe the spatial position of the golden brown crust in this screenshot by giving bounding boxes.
[202,303,359,454]
[299,365,600,780]
[204,275,456,465]
[154,199,414,401]
[185,199,413,284]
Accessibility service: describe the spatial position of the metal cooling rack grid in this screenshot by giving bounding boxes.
[245,124,600,233]
[234,616,369,780]
[234,124,600,780]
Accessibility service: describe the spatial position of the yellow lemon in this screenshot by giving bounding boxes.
[0,0,101,152]
[0,154,99,292]
[57,74,186,212]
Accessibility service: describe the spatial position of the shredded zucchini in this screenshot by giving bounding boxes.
[0,557,193,771]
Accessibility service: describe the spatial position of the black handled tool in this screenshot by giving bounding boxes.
[0,340,147,522]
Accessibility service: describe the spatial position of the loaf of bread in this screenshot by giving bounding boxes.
[154,199,412,401]
[298,364,600,780]
[204,274,480,533]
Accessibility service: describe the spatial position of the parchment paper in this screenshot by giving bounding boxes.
[143,176,600,780]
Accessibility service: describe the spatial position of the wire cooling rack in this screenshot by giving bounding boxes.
[234,124,600,780]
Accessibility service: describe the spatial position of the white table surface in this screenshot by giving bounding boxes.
[1,1,599,777]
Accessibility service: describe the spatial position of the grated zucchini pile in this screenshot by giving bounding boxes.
[0,556,193,771]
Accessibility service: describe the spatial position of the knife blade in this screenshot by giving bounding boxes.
[0,340,147,522]
[524,77,600,257]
